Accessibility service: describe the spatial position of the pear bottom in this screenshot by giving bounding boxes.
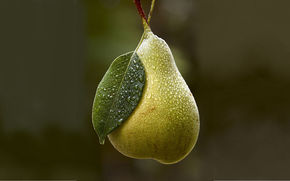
[108,101,199,164]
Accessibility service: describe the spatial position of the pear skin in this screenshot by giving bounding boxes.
[108,30,200,164]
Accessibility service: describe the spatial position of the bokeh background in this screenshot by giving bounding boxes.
[0,0,290,180]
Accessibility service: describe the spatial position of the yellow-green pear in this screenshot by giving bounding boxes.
[108,28,200,164]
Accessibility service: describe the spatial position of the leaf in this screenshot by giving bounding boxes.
[92,51,146,144]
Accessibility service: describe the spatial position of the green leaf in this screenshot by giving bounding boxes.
[92,51,146,144]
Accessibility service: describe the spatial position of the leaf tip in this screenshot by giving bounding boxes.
[99,136,106,145]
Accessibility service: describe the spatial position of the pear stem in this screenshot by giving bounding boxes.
[134,0,148,25]
[134,0,156,52]
[147,0,156,24]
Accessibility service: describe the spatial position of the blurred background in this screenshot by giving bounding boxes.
[0,0,290,180]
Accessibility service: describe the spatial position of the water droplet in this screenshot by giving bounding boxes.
[118,118,123,123]
[139,75,143,82]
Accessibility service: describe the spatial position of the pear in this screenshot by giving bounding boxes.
[108,28,200,164]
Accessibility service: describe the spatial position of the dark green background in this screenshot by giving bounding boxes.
[0,0,289,180]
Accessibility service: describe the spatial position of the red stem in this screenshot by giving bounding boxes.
[134,0,148,23]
